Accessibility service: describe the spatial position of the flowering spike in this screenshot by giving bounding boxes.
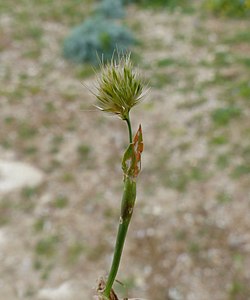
[94,53,145,120]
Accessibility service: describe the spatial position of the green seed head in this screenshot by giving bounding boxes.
[95,53,146,120]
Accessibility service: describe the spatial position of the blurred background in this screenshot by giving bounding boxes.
[0,0,250,299]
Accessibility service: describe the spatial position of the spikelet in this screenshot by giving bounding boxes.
[94,53,146,120]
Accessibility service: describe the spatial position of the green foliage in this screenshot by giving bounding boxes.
[210,135,228,145]
[156,57,176,67]
[53,195,69,208]
[216,154,229,169]
[18,123,38,139]
[77,144,91,160]
[217,191,232,203]
[188,241,201,255]
[232,164,250,178]
[229,280,246,298]
[63,17,135,64]
[235,80,250,100]
[35,235,59,258]
[21,187,38,199]
[203,0,250,17]
[211,106,241,126]
[123,0,189,9]
[224,30,250,44]
[34,218,46,232]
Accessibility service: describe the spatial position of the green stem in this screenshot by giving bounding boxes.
[125,114,133,144]
[102,219,129,298]
[103,116,135,299]
[103,178,136,298]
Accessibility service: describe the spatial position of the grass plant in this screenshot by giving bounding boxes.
[203,0,250,17]
[93,53,146,299]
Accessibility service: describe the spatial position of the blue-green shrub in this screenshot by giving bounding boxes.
[203,0,250,17]
[94,0,125,19]
[63,17,135,64]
